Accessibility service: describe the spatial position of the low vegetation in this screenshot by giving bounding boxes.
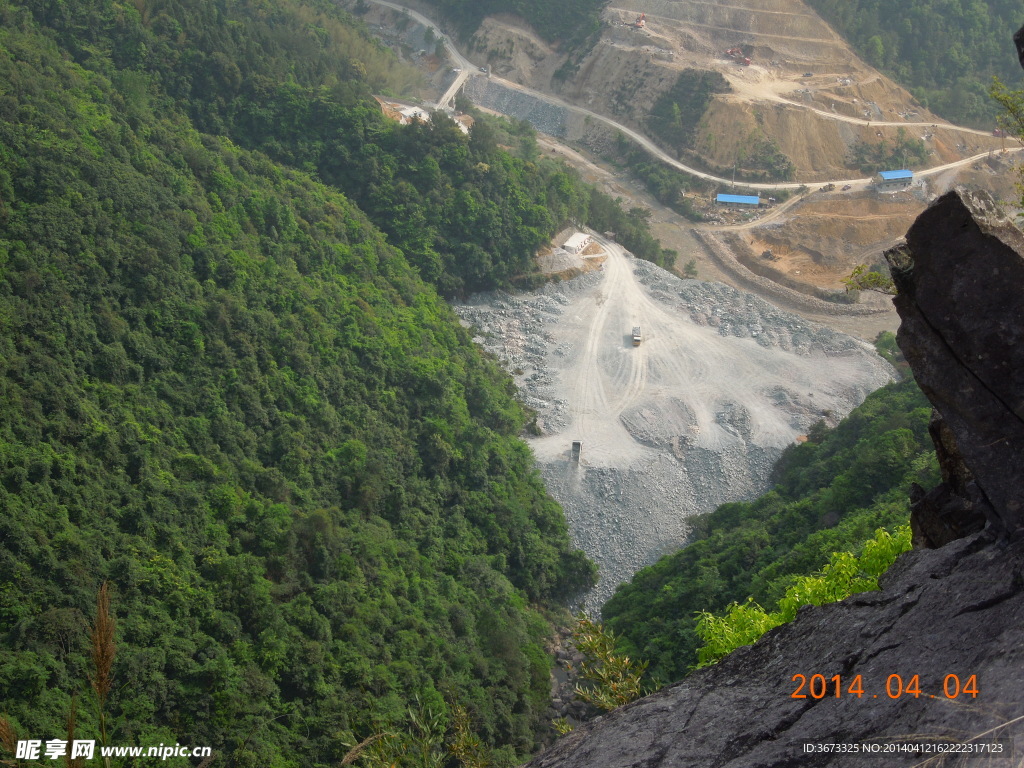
[433,0,603,47]
[602,379,939,684]
[695,526,911,666]
[848,128,930,173]
[612,141,711,223]
[569,617,651,712]
[647,70,732,153]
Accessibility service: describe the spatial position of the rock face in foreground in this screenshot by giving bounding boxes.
[523,189,1024,767]
[891,189,1024,542]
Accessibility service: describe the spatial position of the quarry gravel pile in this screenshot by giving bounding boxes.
[455,239,895,610]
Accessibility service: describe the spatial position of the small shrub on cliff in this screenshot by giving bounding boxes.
[694,526,912,667]
[570,616,652,711]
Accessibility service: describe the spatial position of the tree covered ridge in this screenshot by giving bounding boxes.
[601,379,939,685]
[11,0,673,300]
[0,1,610,764]
[805,0,1024,126]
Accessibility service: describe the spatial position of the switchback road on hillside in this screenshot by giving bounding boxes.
[362,0,1023,190]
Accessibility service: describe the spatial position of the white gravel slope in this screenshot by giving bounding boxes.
[455,237,895,610]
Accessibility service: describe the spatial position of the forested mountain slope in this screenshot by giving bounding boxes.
[602,378,939,684]
[806,0,1024,126]
[18,0,672,299]
[0,0,665,763]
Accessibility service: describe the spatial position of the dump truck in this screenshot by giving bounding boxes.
[632,326,642,346]
[571,441,582,462]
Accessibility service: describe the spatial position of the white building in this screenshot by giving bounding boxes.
[563,232,593,254]
[398,106,430,124]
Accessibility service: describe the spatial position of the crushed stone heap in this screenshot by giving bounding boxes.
[456,246,892,609]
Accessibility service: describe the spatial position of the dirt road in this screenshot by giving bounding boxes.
[532,237,888,467]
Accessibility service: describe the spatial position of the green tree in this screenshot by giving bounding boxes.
[866,35,885,66]
[570,616,651,711]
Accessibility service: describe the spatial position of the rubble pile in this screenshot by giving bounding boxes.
[456,252,893,608]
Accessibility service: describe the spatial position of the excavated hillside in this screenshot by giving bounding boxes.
[472,0,1005,179]
[465,0,1019,296]
[521,185,1024,768]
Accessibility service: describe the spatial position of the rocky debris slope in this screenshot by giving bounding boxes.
[456,252,892,609]
[521,189,1024,768]
[464,77,569,138]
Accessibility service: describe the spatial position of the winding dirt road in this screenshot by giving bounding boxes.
[363,0,1022,192]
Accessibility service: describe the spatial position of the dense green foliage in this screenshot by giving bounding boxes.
[430,0,603,47]
[0,0,631,764]
[806,0,1024,126]
[736,132,796,181]
[11,0,664,299]
[602,379,939,684]
[694,525,911,666]
[461,112,679,271]
[647,70,731,153]
[569,616,651,712]
[609,140,711,223]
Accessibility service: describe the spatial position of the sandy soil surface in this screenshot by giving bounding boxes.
[457,237,893,608]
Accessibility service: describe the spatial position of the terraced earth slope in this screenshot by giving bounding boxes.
[463,0,1019,296]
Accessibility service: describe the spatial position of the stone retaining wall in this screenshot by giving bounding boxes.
[692,229,890,316]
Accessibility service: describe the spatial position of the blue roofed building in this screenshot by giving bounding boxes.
[874,169,913,189]
[716,193,762,206]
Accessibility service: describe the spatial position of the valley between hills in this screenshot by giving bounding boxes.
[3,0,1022,764]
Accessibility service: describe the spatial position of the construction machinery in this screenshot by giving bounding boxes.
[630,12,646,28]
[632,326,642,346]
[724,44,753,65]
[571,441,583,462]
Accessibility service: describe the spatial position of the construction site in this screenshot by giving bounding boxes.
[455,234,893,608]
[356,0,1023,607]
[451,0,1020,300]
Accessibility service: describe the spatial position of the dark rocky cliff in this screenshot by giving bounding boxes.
[522,188,1024,767]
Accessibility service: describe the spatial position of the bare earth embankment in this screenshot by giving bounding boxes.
[457,239,893,608]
